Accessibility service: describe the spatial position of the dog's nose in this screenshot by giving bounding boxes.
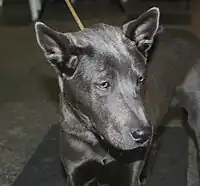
[131,127,152,144]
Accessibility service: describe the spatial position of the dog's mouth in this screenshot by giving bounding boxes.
[98,132,151,152]
[97,133,149,163]
[136,138,151,147]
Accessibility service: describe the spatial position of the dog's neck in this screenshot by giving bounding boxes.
[59,93,100,147]
[59,93,95,132]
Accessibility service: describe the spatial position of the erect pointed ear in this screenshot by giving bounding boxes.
[123,7,160,56]
[35,22,81,78]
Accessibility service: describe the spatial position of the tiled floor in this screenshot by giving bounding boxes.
[0,0,200,185]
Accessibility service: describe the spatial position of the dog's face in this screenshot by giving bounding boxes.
[35,7,160,150]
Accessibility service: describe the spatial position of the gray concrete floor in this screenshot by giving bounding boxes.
[0,0,200,186]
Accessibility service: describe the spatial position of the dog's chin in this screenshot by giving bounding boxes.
[106,137,150,151]
[116,141,149,151]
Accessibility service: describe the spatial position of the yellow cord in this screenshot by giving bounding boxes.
[64,0,85,30]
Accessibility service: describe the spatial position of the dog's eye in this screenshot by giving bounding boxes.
[137,75,145,83]
[97,81,110,90]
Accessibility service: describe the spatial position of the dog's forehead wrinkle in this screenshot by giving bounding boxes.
[70,24,142,71]
[79,24,128,55]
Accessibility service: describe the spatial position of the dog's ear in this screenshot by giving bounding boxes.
[35,22,81,78]
[123,7,160,56]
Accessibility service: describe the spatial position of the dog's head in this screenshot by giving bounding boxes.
[35,7,160,150]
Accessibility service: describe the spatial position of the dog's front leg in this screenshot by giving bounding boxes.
[65,173,75,186]
[61,148,105,186]
[129,143,153,186]
[129,160,145,186]
[60,123,112,186]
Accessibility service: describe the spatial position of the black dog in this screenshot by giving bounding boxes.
[35,7,200,186]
